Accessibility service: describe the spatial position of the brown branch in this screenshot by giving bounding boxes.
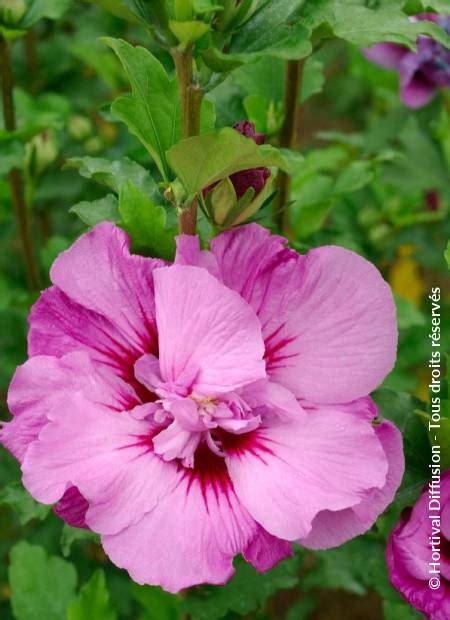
[0,35,41,290]
[273,58,306,233]
[172,47,203,235]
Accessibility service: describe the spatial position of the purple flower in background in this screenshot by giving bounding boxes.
[364,14,450,108]
[387,470,450,619]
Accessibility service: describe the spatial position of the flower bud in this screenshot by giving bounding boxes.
[83,136,103,155]
[24,130,58,180]
[203,120,273,229]
[67,115,93,142]
[0,0,27,26]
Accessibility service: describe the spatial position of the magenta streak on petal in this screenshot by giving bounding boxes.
[220,429,275,463]
[181,442,234,513]
[116,432,158,453]
[263,327,298,370]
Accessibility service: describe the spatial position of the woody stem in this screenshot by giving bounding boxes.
[274,58,306,233]
[172,46,203,235]
[0,35,41,291]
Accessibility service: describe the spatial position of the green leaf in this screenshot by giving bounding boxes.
[82,0,137,21]
[385,118,449,193]
[69,41,126,91]
[383,600,423,620]
[445,241,450,269]
[0,25,26,41]
[243,95,270,133]
[200,96,216,133]
[132,584,181,620]
[65,156,159,199]
[419,0,450,15]
[334,160,375,194]
[229,0,312,59]
[122,0,172,38]
[20,0,72,28]
[0,481,50,525]
[166,127,287,198]
[302,0,450,48]
[233,56,285,102]
[103,38,181,180]
[60,524,99,558]
[0,90,71,143]
[41,235,71,273]
[68,570,116,620]
[0,141,24,175]
[70,195,119,227]
[9,542,77,620]
[169,19,210,47]
[182,555,299,620]
[301,58,325,103]
[395,293,426,330]
[118,181,176,260]
[292,199,335,239]
[193,0,222,13]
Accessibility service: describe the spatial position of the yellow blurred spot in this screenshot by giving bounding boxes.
[389,244,425,305]
[98,120,118,143]
[0,583,11,600]
[416,367,430,402]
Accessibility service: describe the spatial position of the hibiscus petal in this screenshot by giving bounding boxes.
[154,265,266,396]
[241,380,306,422]
[102,446,257,592]
[400,74,437,108]
[1,352,137,462]
[153,420,202,467]
[22,393,178,535]
[266,245,397,404]
[225,405,388,541]
[399,52,437,108]
[54,486,89,529]
[211,226,396,403]
[32,223,162,363]
[298,415,404,549]
[28,288,143,389]
[243,525,293,572]
[363,43,407,69]
[175,235,220,277]
[210,223,290,303]
[387,504,450,619]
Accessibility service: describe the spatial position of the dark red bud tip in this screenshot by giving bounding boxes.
[233,120,266,145]
[425,190,440,211]
[230,167,271,199]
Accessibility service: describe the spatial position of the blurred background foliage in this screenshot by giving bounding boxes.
[0,1,449,619]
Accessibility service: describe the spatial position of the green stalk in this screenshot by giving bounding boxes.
[172,46,203,235]
[273,58,306,233]
[0,34,41,290]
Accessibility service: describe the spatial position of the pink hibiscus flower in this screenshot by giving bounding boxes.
[387,470,450,619]
[1,222,404,592]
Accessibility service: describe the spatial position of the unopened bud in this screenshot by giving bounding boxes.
[0,0,27,26]
[24,130,58,180]
[67,115,93,142]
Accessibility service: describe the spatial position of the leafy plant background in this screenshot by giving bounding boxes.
[0,0,449,619]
